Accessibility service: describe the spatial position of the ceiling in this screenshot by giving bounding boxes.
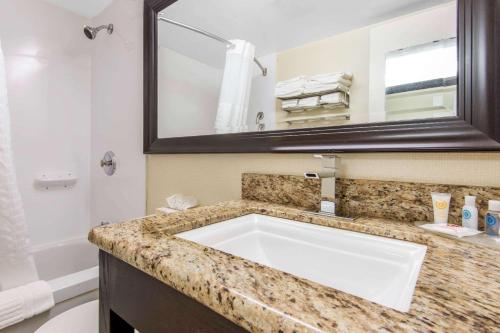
[42,0,113,18]
[159,0,455,69]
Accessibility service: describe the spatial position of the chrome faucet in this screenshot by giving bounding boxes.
[304,154,338,216]
[304,154,354,221]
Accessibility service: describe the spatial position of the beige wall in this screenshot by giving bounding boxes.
[147,153,500,214]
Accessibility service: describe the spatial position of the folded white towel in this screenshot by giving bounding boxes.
[303,82,350,95]
[281,99,299,109]
[310,72,353,83]
[275,76,308,98]
[304,78,352,89]
[275,74,352,98]
[298,96,320,108]
[166,194,198,211]
[320,92,345,105]
[275,87,304,99]
[0,281,54,330]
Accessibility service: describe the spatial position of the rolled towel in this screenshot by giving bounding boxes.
[0,281,54,330]
[166,194,198,211]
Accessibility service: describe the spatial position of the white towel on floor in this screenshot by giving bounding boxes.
[166,194,198,211]
[0,281,54,330]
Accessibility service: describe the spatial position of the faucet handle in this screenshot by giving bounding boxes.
[313,154,338,170]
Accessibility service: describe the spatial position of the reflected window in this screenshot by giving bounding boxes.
[385,38,457,121]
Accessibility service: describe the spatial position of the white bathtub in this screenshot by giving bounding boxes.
[3,237,99,333]
[31,236,99,303]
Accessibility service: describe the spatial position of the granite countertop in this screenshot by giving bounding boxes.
[88,200,500,333]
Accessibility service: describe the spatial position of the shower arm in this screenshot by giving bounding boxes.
[157,15,267,76]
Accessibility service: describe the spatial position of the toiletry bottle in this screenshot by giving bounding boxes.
[485,200,500,236]
[462,196,478,230]
[431,193,451,224]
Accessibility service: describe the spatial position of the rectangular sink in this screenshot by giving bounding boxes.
[177,214,427,312]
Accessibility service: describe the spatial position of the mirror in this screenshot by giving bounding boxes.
[155,0,457,139]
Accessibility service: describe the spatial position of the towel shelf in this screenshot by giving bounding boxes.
[280,90,350,113]
[284,101,349,113]
[277,86,350,101]
[279,113,351,125]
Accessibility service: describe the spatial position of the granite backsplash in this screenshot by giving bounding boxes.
[241,173,500,229]
[336,179,500,229]
[242,173,321,211]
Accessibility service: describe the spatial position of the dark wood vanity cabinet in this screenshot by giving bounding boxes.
[99,251,247,333]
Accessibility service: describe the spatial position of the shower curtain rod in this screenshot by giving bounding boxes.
[157,15,268,76]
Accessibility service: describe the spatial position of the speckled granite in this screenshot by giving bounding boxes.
[336,179,500,229]
[89,200,500,333]
[242,173,321,211]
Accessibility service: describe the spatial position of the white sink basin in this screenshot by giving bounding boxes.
[177,214,427,312]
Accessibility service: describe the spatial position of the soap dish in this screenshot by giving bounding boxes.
[415,222,500,249]
[418,223,482,238]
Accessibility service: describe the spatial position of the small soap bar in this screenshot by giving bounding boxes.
[320,200,335,214]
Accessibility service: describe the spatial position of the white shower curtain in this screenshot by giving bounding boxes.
[0,41,38,291]
[214,40,255,134]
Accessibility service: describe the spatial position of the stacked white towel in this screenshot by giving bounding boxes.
[309,72,353,84]
[166,194,198,211]
[0,281,54,330]
[281,99,299,111]
[275,76,307,98]
[303,79,351,94]
[276,73,352,98]
[320,92,345,105]
[298,96,320,109]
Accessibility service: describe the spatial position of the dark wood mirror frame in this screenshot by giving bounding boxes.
[144,0,500,154]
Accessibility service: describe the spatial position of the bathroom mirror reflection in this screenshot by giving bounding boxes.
[156,0,457,138]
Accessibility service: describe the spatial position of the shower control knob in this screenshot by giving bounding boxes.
[100,151,116,176]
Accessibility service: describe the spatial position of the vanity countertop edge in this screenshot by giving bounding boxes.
[88,200,500,333]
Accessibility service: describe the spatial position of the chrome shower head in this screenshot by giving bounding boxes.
[83,24,113,40]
